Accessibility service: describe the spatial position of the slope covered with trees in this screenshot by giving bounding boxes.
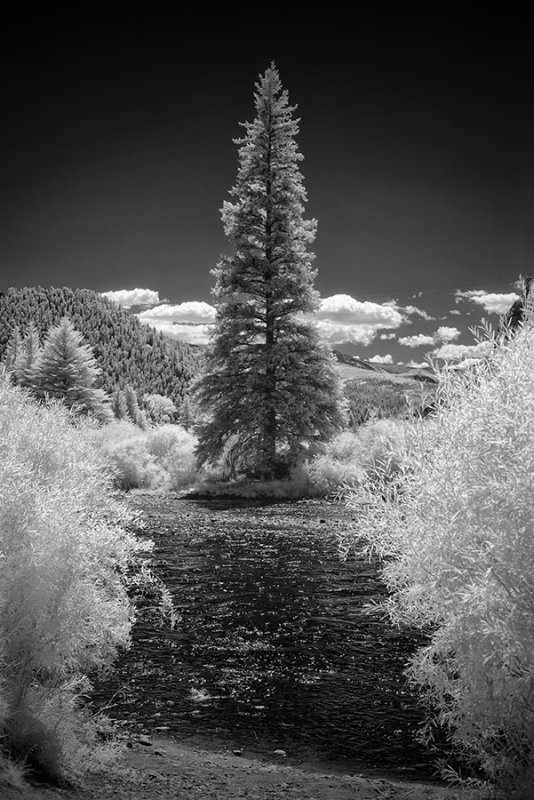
[0,287,202,409]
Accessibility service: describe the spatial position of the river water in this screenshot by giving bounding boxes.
[90,494,443,781]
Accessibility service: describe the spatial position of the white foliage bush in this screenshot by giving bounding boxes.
[342,326,534,792]
[303,421,408,495]
[93,420,198,491]
[0,376,150,777]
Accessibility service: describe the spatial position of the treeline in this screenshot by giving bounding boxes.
[0,287,202,409]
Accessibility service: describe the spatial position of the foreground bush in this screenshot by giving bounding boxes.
[91,420,198,491]
[342,327,534,793]
[0,376,170,782]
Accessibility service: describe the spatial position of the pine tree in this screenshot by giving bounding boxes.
[124,384,147,428]
[111,387,129,420]
[195,64,343,478]
[17,320,42,388]
[3,325,24,380]
[31,316,110,421]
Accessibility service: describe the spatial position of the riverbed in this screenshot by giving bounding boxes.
[90,493,444,783]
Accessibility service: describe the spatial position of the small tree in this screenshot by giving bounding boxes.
[142,393,177,425]
[17,321,42,388]
[111,387,129,420]
[124,384,147,429]
[195,64,343,478]
[30,316,109,421]
[3,325,24,380]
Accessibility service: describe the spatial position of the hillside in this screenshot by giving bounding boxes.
[0,287,202,408]
[333,351,438,426]
[333,350,437,385]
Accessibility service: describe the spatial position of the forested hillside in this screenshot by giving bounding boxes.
[0,287,202,407]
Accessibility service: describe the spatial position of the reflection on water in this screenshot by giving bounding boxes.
[91,497,435,777]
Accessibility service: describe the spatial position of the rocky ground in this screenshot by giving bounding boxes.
[6,734,467,800]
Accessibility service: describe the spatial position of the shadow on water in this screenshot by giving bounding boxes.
[90,495,443,781]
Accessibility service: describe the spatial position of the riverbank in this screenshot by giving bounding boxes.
[5,733,468,800]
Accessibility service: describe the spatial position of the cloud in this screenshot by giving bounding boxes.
[310,294,404,345]
[132,291,433,349]
[137,301,216,325]
[368,354,393,364]
[137,301,216,344]
[399,325,460,349]
[449,309,461,315]
[455,290,519,315]
[435,326,460,342]
[403,304,433,321]
[398,333,435,348]
[143,321,213,345]
[406,360,430,368]
[101,288,160,308]
[432,341,493,360]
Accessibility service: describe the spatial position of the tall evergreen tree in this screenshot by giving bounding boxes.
[31,316,110,421]
[195,64,343,478]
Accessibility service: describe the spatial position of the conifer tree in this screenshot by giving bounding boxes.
[195,64,343,478]
[111,387,129,420]
[3,325,24,380]
[17,320,42,388]
[124,384,148,428]
[31,316,110,421]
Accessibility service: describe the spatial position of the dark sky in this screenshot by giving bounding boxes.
[1,10,532,363]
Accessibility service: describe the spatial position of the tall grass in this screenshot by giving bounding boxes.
[0,375,169,781]
[341,327,534,794]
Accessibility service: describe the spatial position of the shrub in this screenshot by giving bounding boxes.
[302,421,408,496]
[0,376,166,780]
[92,420,198,491]
[342,325,534,793]
[143,393,177,425]
[190,421,408,499]
[146,424,197,489]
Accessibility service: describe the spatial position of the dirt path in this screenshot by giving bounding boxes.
[8,735,466,800]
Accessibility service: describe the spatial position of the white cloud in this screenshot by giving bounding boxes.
[137,301,217,344]
[131,291,417,349]
[455,290,519,315]
[434,326,460,343]
[432,341,493,360]
[102,288,160,308]
[399,326,460,349]
[449,309,461,315]
[406,360,430,368]
[368,353,393,364]
[403,304,433,321]
[398,333,435,348]
[143,321,213,345]
[310,294,404,345]
[137,301,216,325]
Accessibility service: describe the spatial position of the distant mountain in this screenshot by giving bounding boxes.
[333,350,437,426]
[333,350,437,384]
[0,287,203,408]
